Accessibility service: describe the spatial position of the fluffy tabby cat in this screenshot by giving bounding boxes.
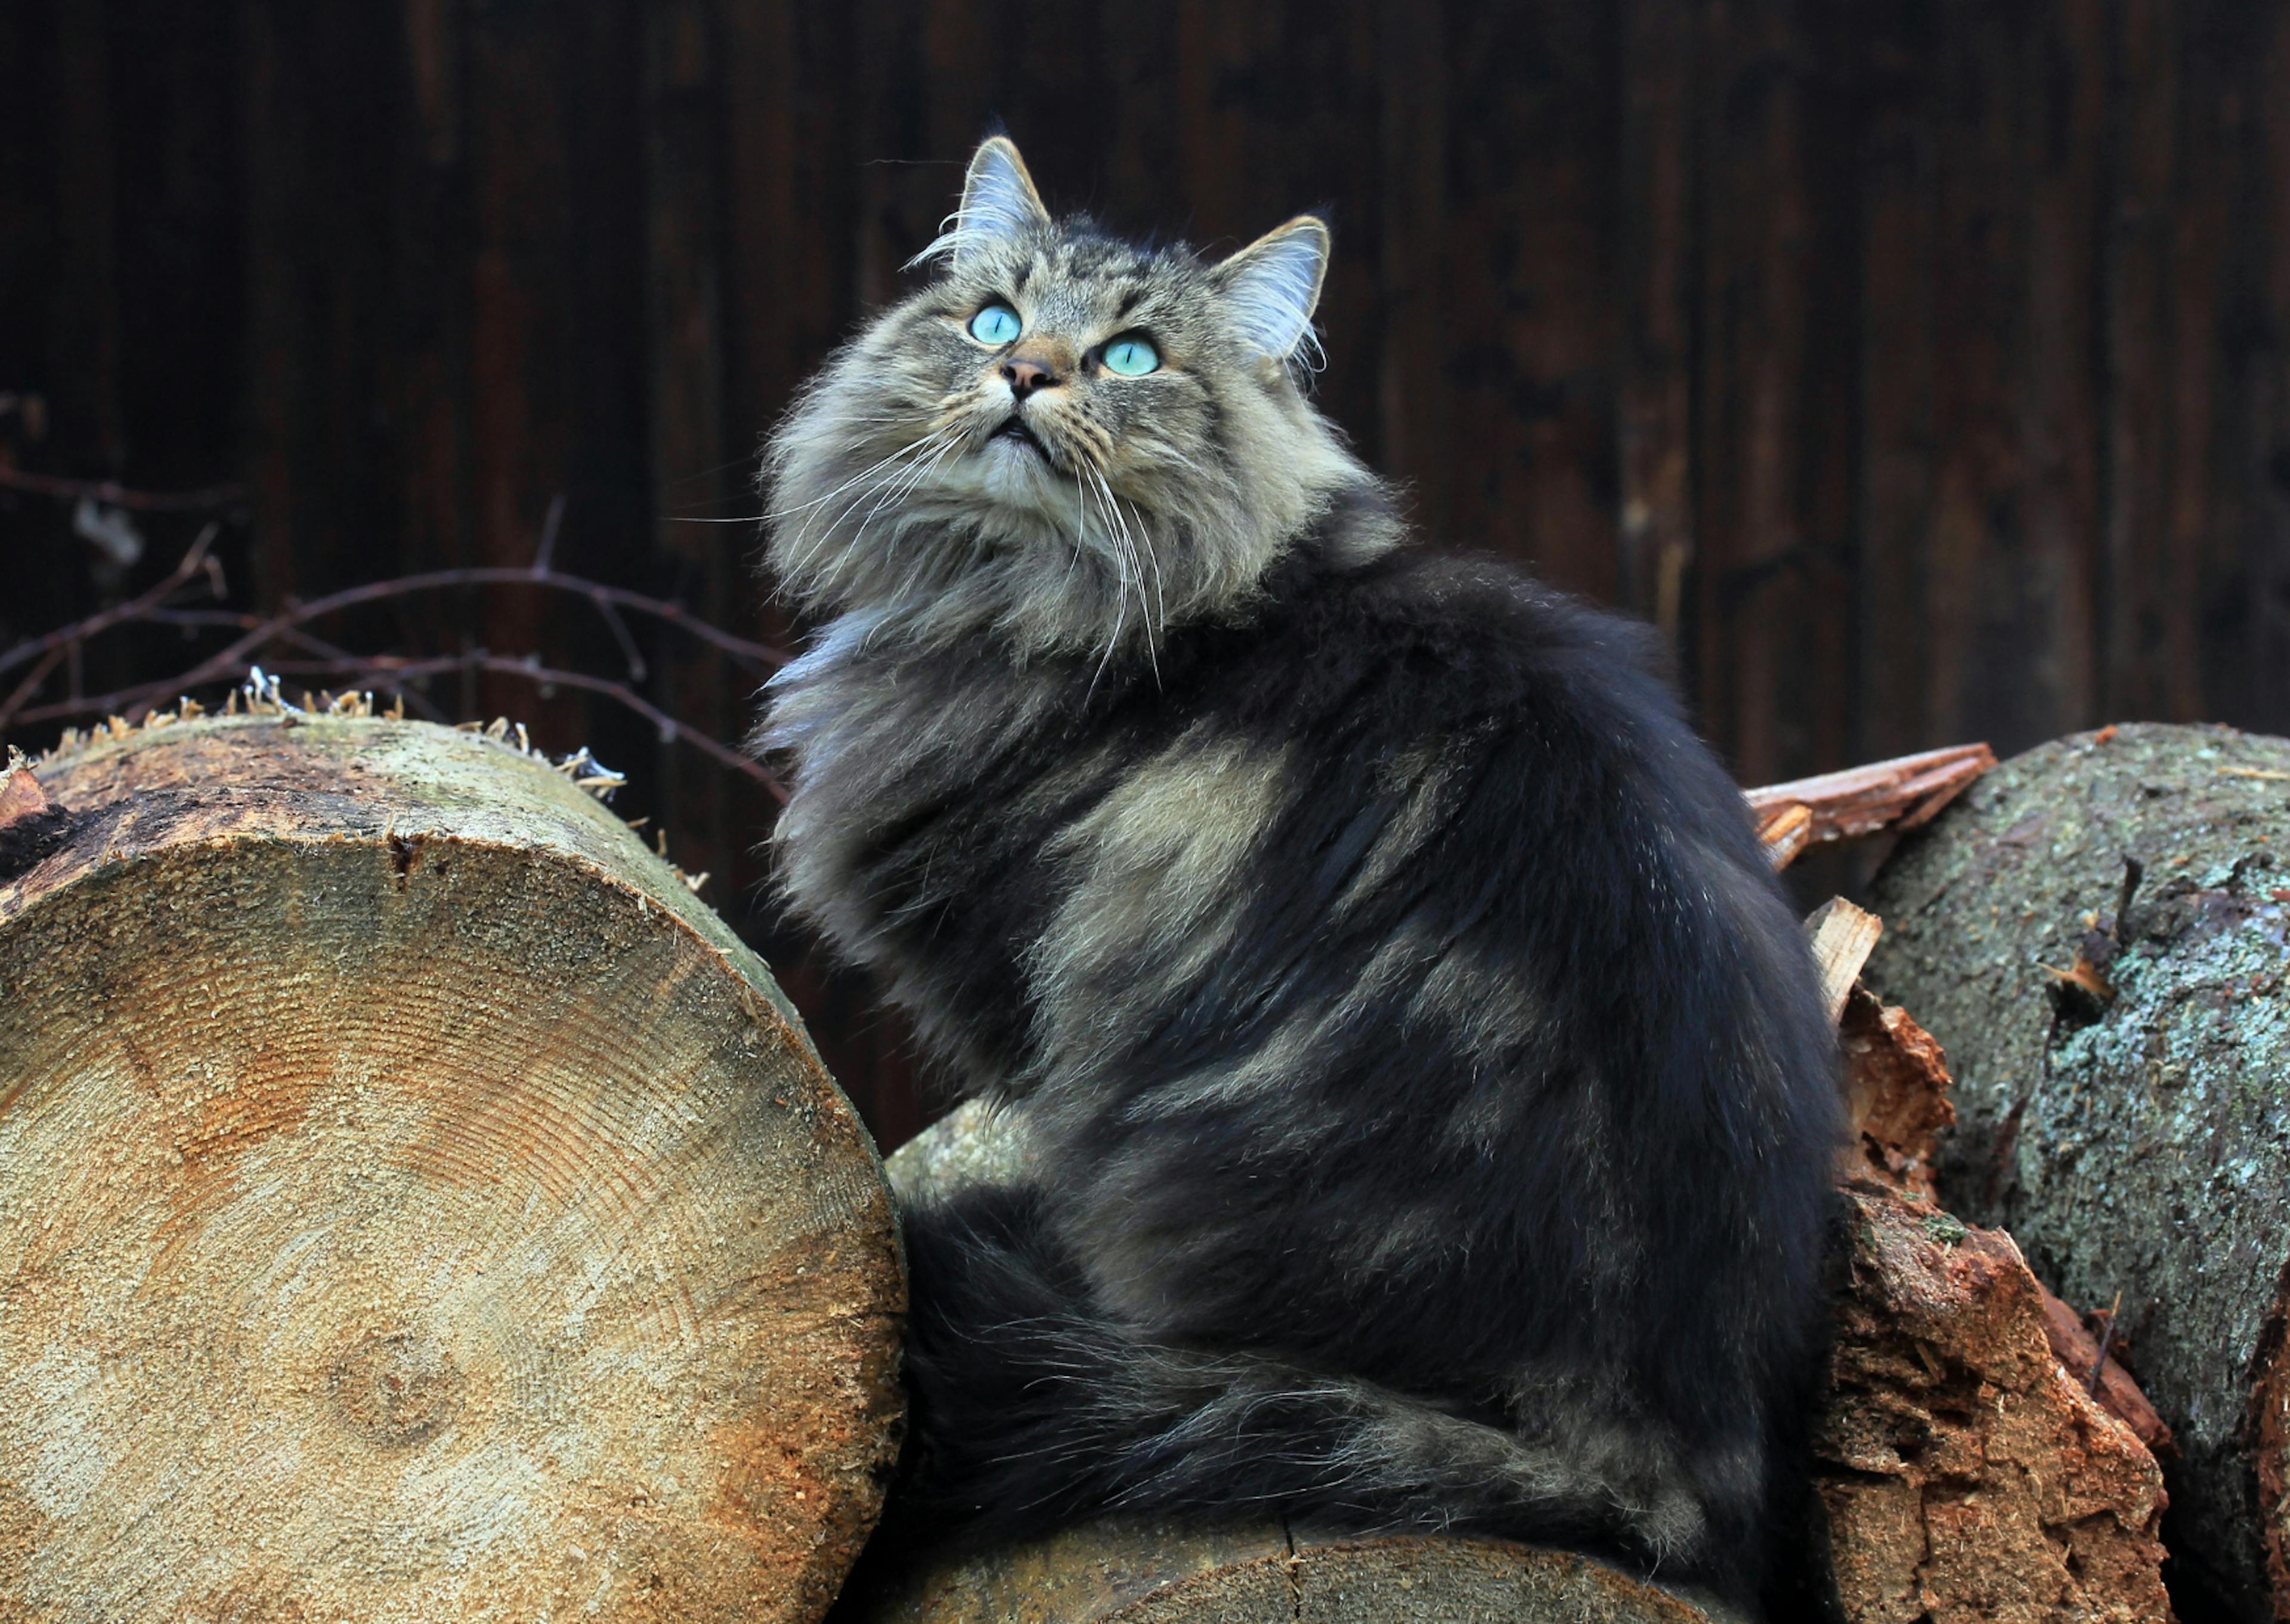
[759,137,1839,1604]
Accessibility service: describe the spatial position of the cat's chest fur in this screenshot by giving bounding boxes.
[766,608,1220,1086]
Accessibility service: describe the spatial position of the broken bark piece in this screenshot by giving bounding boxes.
[1746,742,1995,869]
[1836,985,1955,1201]
[1866,721,2290,1618]
[2037,1287,2175,1458]
[1758,801,1814,869]
[1817,1176,2174,1624]
[0,714,903,1623]
[0,754,72,879]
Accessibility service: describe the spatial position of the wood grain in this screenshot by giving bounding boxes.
[0,715,903,1622]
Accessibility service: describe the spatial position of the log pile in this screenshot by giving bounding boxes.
[0,708,903,1622]
[2,709,2273,1622]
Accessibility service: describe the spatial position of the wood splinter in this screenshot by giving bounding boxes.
[1749,742,1996,870]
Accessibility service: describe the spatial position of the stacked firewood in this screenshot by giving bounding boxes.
[2,713,2279,1622]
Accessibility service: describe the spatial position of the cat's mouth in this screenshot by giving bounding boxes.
[990,414,1054,464]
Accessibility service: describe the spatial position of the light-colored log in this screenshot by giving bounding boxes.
[843,1518,1738,1624]
[0,712,903,1623]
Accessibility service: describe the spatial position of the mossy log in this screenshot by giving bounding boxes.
[843,1105,1740,1624]
[0,715,903,1623]
[1865,722,2290,1621]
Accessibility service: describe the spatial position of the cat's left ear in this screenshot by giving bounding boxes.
[919,136,1053,271]
[1213,217,1330,360]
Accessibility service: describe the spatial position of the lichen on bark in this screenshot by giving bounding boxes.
[1867,722,2290,1620]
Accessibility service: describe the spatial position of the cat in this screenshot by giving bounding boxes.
[757,135,1840,1607]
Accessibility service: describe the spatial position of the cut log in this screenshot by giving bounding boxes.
[838,1518,1742,1623]
[0,712,903,1623]
[1864,721,2290,1621]
[1816,1177,2173,1624]
[855,1111,1738,1623]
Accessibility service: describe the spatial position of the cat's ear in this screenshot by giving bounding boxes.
[1213,217,1330,361]
[917,136,1053,271]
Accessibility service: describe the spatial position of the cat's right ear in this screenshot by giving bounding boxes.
[914,137,1053,272]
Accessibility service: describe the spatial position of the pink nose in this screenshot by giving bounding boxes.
[1001,358,1059,398]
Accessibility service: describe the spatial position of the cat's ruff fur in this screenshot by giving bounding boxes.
[759,137,1839,1604]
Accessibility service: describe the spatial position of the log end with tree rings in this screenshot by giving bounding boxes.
[0,713,904,1623]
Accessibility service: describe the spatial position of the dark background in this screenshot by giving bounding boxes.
[7,0,2288,1149]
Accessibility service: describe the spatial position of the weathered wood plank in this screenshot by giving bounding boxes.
[644,0,734,896]
[1853,0,1940,763]
[1617,0,1694,640]
[1375,0,1452,543]
[1692,0,1817,782]
[1442,2,1619,599]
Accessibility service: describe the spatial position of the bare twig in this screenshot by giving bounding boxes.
[0,467,246,513]
[0,525,224,725]
[0,554,788,731]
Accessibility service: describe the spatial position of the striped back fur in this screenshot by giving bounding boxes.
[757,137,1840,1610]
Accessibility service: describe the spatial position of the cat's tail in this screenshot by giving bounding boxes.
[896,1184,1749,1597]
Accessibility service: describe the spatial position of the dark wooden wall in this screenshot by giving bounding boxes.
[7,0,2290,1145]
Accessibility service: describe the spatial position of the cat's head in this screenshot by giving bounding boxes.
[763,136,1394,661]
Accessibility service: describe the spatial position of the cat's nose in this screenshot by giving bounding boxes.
[1001,358,1060,398]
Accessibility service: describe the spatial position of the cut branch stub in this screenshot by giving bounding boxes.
[0,714,903,1623]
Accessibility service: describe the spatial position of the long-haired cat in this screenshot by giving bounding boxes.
[759,136,1839,1607]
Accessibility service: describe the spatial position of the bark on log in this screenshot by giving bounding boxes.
[0,714,903,1623]
[851,1109,1740,1624]
[1864,721,2290,1620]
[1816,1177,2173,1624]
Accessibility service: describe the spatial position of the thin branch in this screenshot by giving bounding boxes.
[0,467,246,513]
[0,553,788,729]
[0,525,223,722]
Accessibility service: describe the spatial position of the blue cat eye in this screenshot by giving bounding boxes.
[968,303,1023,345]
[1102,335,1160,377]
